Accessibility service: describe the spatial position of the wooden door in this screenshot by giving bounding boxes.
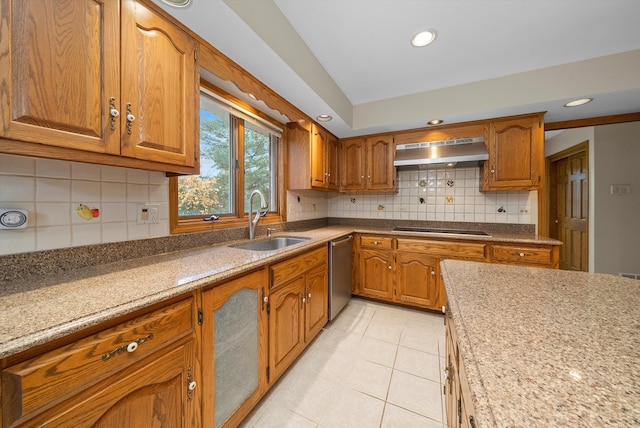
[310,126,327,188]
[120,0,198,167]
[359,248,394,299]
[202,270,268,428]
[341,138,366,191]
[269,278,305,382]
[549,143,589,271]
[304,264,328,343]
[30,340,198,427]
[395,252,438,309]
[483,114,543,190]
[0,0,121,154]
[326,133,340,190]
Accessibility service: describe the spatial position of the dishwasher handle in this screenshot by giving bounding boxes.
[331,235,353,246]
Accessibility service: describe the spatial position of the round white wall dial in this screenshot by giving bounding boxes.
[0,209,28,229]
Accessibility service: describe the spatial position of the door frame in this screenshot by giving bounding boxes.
[546,140,589,269]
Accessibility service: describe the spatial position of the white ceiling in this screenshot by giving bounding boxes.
[153,0,640,138]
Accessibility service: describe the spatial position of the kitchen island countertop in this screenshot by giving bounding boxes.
[441,259,640,427]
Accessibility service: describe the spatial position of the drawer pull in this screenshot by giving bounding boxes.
[102,333,153,361]
[373,241,380,245]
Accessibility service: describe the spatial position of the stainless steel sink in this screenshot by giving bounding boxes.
[231,236,311,251]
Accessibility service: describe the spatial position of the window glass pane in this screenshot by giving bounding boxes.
[178,95,232,216]
[244,121,276,213]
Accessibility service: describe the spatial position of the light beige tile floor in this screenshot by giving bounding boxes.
[241,298,446,428]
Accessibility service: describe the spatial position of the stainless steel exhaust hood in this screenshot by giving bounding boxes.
[394,137,488,168]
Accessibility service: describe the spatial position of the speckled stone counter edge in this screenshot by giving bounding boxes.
[1,218,536,283]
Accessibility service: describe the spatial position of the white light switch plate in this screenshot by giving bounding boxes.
[137,204,159,224]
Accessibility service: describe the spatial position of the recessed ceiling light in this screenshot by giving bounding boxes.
[564,98,593,107]
[411,29,437,47]
[317,115,332,122]
[160,0,191,7]
[427,119,443,125]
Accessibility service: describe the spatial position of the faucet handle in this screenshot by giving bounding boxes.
[266,227,276,237]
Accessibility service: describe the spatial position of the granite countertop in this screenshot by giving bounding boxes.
[0,225,559,360]
[440,259,640,427]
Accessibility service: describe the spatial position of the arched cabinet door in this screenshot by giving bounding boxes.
[120,0,199,167]
[201,269,268,428]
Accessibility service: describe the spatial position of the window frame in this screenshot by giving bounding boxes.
[169,80,285,234]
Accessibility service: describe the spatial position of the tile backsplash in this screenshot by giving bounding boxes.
[2,155,536,256]
[0,154,169,255]
[289,167,537,225]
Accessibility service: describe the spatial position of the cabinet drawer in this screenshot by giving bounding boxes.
[2,298,194,424]
[359,236,393,250]
[397,239,487,261]
[271,246,328,289]
[491,245,553,266]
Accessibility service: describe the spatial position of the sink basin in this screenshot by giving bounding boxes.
[231,236,311,251]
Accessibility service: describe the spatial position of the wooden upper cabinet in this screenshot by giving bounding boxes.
[481,113,544,191]
[120,0,198,167]
[310,126,327,188]
[286,122,339,191]
[0,0,199,172]
[326,133,340,190]
[340,134,395,192]
[341,138,366,191]
[0,0,121,154]
[367,135,395,191]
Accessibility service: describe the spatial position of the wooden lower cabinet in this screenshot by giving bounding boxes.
[19,339,197,428]
[359,247,394,300]
[445,311,477,428]
[396,252,439,308]
[354,234,558,311]
[304,263,329,342]
[201,269,268,428]
[1,297,199,428]
[268,246,328,383]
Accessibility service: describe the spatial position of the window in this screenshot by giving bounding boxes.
[170,85,282,233]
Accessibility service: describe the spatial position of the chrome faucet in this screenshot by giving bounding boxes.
[248,189,268,240]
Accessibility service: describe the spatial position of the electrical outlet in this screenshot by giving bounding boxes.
[137,204,159,224]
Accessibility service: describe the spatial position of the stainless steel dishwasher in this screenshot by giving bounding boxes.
[328,234,353,320]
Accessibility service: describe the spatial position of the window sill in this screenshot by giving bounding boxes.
[170,214,282,235]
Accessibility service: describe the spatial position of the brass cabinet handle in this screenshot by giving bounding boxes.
[125,102,135,134]
[109,97,119,131]
[102,333,153,361]
[187,367,196,401]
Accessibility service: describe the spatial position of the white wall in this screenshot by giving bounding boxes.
[593,122,640,275]
[288,167,537,225]
[545,122,640,275]
[0,154,170,255]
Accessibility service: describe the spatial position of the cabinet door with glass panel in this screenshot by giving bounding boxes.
[171,85,282,233]
[201,269,269,428]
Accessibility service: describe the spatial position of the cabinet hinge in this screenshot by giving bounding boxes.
[197,309,203,325]
[266,366,270,382]
[269,269,274,286]
[458,398,462,423]
[194,50,198,63]
[266,302,271,315]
